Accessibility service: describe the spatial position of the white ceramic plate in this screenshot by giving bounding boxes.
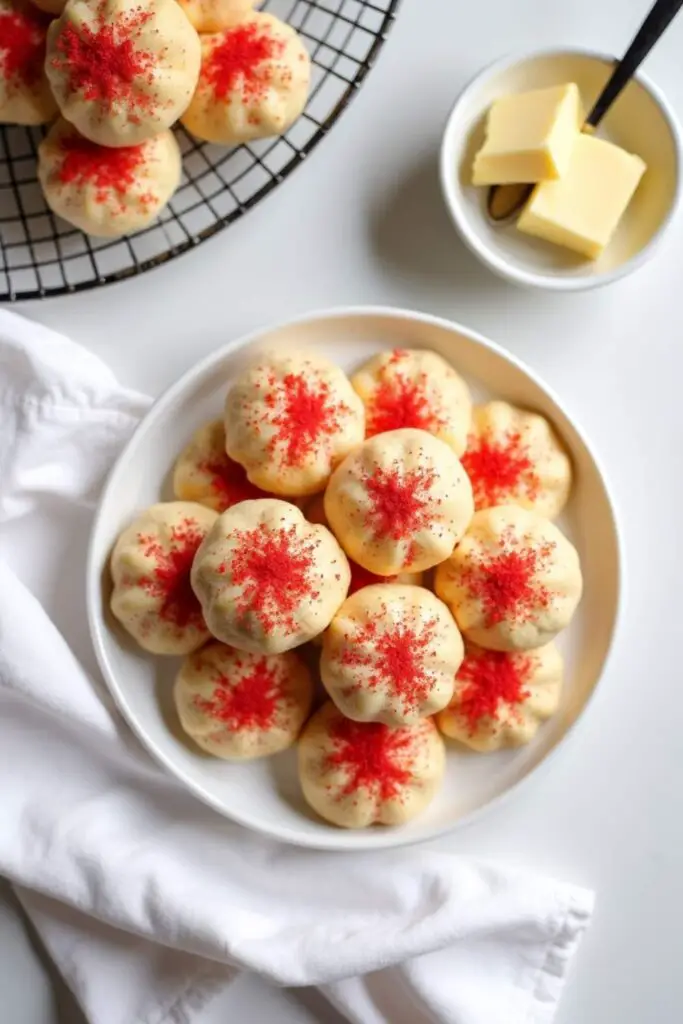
[87,307,622,850]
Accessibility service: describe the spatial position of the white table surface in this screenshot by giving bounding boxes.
[4,0,683,1020]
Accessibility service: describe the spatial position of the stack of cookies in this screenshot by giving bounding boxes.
[0,0,310,236]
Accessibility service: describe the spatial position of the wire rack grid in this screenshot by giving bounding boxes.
[0,0,400,301]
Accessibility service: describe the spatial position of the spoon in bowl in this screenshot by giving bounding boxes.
[487,0,683,223]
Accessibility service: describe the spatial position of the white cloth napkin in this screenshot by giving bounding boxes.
[0,309,594,1024]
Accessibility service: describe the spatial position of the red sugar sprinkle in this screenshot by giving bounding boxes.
[462,430,539,510]
[0,7,47,87]
[365,350,446,437]
[137,518,206,630]
[56,133,146,208]
[456,649,532,732]
[202,22,283,102]
[193,657,282,732]
[461,532,554,627]
[227,522,318,633]
[348,561,397,595]
[198,454,270,512]
[341,612,438,712]
[260,370,350,467]
[52,6,156,117]
[364,463,436,560]
[325,715,414,801]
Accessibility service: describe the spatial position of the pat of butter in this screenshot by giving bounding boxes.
[517,133,647,260]
[472,83,581,186]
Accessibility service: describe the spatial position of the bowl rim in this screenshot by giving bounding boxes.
[86,304,625,850]
[439,46,683,292]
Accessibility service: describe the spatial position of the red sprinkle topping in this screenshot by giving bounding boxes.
[456,649,532,732]
[0,7,47,88]
[193,657,282,732]
[52,5,156,118]
[348,562,397,595]
[364,463,436,562]
[325,715,414,801]
[56,133,146,208]
[202,22,283,102]
[137,518,206,630]
[226,523,318,632]
[198,453,270,512]
[462,430,539,510]
[259,369,350,467]
[341,612,438,712]
[365,350,446,437]
[461,531,554,626]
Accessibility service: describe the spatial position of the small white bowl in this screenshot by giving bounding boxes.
[440,48,682,291]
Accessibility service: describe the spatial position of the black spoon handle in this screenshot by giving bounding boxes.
[587,0,683,127]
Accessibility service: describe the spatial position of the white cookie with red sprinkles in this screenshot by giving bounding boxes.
[462,401,572,518]
[305,493,424,591]
[0,0,57,125]
[181,12,310,145]
[46,0,201,147]
[437,642,564,751]
[351,348,472,456]
[298,701,445,829]
[324,428,474,576]
[191,499,350,654]
[110,501,217,655]
[305,490,422,649]
[173,419,275,514]
[174,641,312,760]
[435,506,583,652]
[38,119,181,238]
[224,350,364,497]
[321,584,463,726]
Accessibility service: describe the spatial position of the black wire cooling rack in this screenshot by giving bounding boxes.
[0,0,400,301]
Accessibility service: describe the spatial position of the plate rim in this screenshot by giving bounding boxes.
[86,304,625,851]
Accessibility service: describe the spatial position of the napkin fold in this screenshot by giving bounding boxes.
[0,309,594,1024]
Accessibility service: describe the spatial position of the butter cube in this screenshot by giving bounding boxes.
[517,133,646,259]
[472,84,581,186]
